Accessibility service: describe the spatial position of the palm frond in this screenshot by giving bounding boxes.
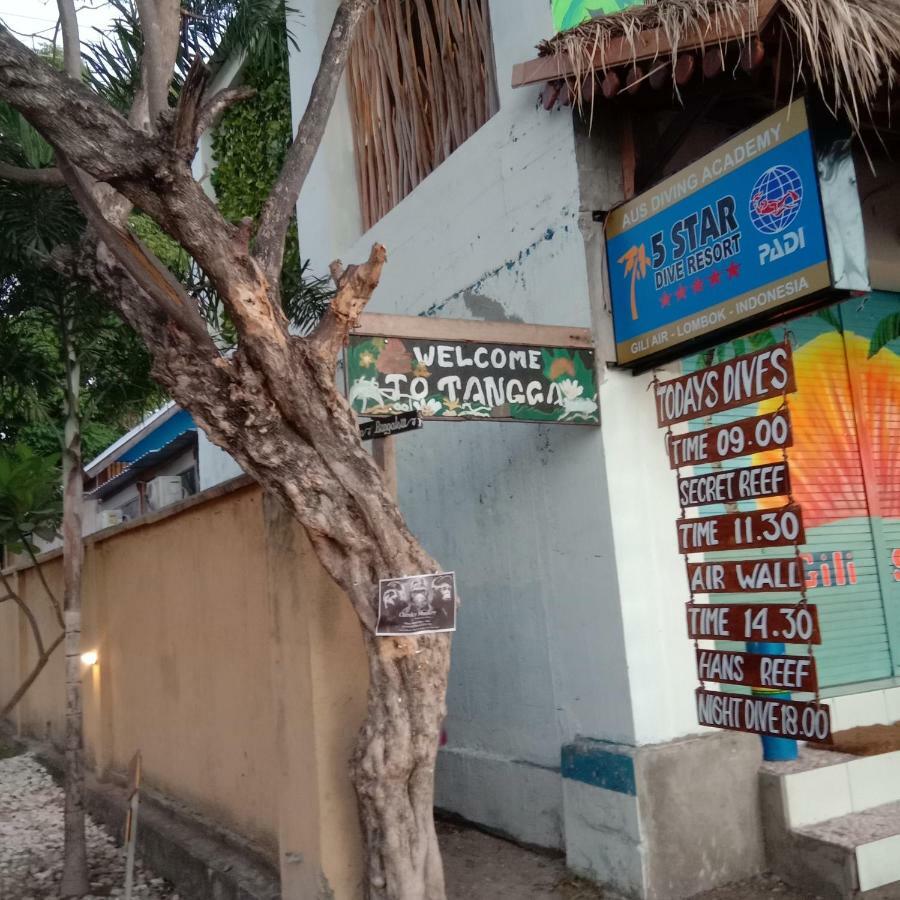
[83,0,297,112]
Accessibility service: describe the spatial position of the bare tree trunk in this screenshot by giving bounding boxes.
[59,317,89,898]
[0,12,456,894]
[353,632,450,900]
[79,251,456,900]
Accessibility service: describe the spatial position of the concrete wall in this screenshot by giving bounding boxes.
[1,479,368,899]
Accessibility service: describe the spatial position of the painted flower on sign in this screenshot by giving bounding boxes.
[413,398,443,417]
[358,350,376,368]
[376,340,413,374]
[557,378,599,421]
[549,357,576,381]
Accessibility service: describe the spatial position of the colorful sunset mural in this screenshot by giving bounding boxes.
[687,293,900,687]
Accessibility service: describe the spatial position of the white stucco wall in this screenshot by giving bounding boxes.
[574,124,705,746]
[289,0,638,848]
[198,430,244,491]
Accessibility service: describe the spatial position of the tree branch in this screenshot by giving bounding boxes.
[172,57,211,159]
[0,630,64,719]
[55,153,218,353]
[0,161,65,186]
[310,242,387,366]
[0,27,164,183]
[17,529,65,630]
[0,26,288,366]
[171,60,256,161]
[0,570,46,659]
[254,0,374,293]
[192,86,257,149]
[135,0,182,129]
[55,0,81,80]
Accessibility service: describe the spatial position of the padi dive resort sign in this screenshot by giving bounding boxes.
[606,99,869,367]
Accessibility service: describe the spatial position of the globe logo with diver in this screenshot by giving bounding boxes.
[749,165,803,234]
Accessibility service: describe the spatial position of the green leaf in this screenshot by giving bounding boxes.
[868,312,900,358]
[817,307,844,335]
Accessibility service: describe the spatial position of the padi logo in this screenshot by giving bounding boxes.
[749,165,803,234]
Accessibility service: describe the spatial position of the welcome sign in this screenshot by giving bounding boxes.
[347,335,599,424]
[606,99,868,367]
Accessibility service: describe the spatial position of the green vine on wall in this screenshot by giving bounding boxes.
[210,33,329,333]
[210,57,292,222]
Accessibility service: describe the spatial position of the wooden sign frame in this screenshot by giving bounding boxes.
[686,602,822,644]
[677,504,805,553]
[655,342,795,428]
[696,689,831,742]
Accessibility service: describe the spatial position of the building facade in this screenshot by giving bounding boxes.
[282,1,900,897]
[72,1,899,895]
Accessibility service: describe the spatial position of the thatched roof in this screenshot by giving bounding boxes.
[530,0,900,133]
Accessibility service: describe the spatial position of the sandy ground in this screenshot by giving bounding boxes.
[438,821,824,900]
[0,744,819,900]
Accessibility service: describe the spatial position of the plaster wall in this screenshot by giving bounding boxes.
[2,481,369,898]
[289,0,635,849]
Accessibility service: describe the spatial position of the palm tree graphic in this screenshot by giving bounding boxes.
[618,243,651,321]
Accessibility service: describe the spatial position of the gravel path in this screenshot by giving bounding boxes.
[0,745,819,900]
[0,751,177,900]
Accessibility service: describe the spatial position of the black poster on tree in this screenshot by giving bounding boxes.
[376,572,457,636]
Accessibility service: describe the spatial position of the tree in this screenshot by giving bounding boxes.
[0,2,451,897]
[0,80,163,896]
[0,444,64,720]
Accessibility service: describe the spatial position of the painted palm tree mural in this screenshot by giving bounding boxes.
[618,242,651,320]
[552,0,644,31]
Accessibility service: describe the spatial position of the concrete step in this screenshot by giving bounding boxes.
[795,802,900,895]
[760,752,900,898]
[772,749,900,828]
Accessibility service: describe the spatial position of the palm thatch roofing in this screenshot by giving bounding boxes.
[516,0,900,134]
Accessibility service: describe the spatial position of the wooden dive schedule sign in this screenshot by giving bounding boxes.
[696,689,831,742]
[666,408,793,469]
[677,504,805,553]
[687,557,803,594]
[696,648,818,692]
[677,461,790,508]
[655,338,828,741]
[655,342,795,427]
[686,602,821,644]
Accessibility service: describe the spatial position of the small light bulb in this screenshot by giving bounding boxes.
[80,650,98,666]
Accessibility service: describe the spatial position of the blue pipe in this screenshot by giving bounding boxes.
[747,641,798,762]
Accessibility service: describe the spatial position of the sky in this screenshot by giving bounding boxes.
[0,0,117,53]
